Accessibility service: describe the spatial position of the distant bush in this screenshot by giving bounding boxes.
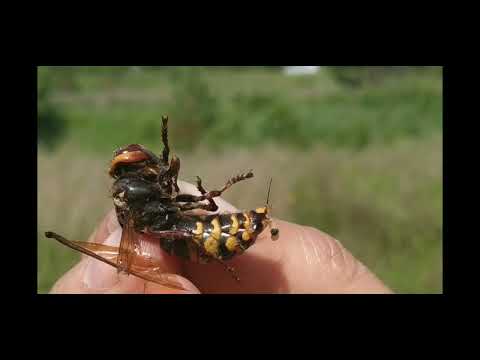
[218,93,307,147]
[38,68,68,150]
[61,66,131,75]
[165,67,220,150]
[326,66,410,88]
[44,66,442,154]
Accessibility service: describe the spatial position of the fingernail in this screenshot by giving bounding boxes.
[144,275,201,294]
[175,277,201,293]
[83,228,122,289]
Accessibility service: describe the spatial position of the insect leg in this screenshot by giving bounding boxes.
[174,176,219,211]
[174,171,254,209]
[195,175,207,194]
[161,115,170,164]
[216,259,241,282]
[218,170,254,193]
[201,170,254,199]
[195,175,218,211]
[167,155,181,193]
[177,201,217,212]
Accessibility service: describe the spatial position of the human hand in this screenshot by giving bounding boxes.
[49,181,393,294]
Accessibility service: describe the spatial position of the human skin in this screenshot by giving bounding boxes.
[49,181,393,294]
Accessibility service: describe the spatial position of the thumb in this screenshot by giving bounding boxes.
[277,221,394,293]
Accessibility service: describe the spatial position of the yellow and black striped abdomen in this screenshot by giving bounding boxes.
[186,208,268,261]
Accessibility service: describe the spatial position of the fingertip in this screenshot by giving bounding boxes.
[86,209,119,244]
[275,221,393,293]
[82,209,119,261]
[49,259,90,294]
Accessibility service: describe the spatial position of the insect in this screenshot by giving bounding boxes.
[45,115,279,291]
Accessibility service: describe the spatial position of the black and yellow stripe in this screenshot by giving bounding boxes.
[183,207,269,262]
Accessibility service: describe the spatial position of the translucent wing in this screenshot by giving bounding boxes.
[117,216,137,274]
[45,231,187,291]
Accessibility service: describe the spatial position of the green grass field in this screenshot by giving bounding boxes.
[38,66,443,293]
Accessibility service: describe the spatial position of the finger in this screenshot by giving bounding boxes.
[279,222,393,293]
[49,260,89,294]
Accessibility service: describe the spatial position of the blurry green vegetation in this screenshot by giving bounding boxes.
[292,136,442,293]
[37,66,442,293]
[165,67,220,150]
[327,66,441,88]
[38,67,68,150]
[39,66,442,152]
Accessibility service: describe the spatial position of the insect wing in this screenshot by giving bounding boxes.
[45,232,121,269]
[45,231,187,291]
[117,216,138,274]
[124,231,188,291]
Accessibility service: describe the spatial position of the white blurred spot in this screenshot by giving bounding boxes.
[283,66,320,76]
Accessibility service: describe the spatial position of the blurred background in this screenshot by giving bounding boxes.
[37,66,443,293]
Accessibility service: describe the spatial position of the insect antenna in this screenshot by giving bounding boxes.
[265,177,279,241]
[266,177,273,207]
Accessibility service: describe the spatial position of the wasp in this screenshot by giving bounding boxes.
[45,116,279,291]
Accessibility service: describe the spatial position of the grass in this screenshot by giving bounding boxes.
[37,66,443,293]
[292,135,442,293]
[37,144,112,292]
